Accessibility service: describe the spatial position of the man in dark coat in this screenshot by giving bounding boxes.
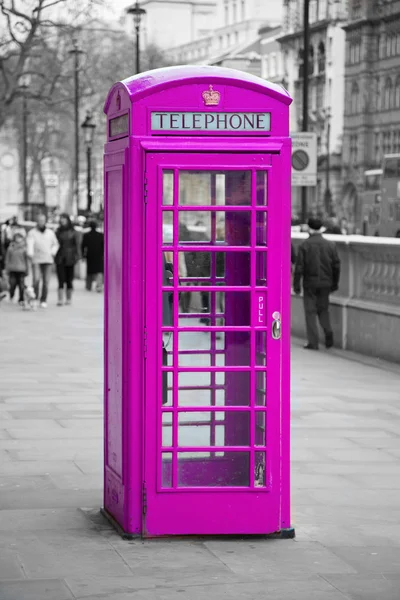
[294,217,341,350]
[82,221,104,292]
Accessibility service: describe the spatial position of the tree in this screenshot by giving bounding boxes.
[0,0,99,129]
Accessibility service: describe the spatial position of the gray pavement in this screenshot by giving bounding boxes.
[1,281,400,600]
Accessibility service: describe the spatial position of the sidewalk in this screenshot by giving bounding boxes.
[1,283,400,600]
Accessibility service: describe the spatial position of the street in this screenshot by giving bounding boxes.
[1,281,400,600]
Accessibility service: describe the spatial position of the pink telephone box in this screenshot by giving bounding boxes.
[103,66,293,538]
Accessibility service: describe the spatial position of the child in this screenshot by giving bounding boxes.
[5,232,28,305]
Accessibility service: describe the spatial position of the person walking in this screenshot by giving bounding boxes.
[4,216,26,251]
[27,214,59,308]
[81,220,104,292]
[55,214,80,306]
[293,217,341,350]
[5,232,28,305]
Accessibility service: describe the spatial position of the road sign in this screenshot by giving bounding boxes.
[44,173,59,188]
[291,132,317,186]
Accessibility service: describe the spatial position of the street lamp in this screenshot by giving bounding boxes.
[18,74,30,210]
[81,112,96,213]
[69,39,84,214]
[126,1,147,74]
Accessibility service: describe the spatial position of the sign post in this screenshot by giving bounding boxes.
[291,132,317,187]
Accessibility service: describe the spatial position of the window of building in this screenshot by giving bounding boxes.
[379,34,386,59]
[219,36,223,48]
[227,33,231,46]
[397,32,400,55]
[350,134,359,165]
[262,56,269,79]
[309,45,314,75]
[384,77,393,109]
[298,48,304,79]
[224,2,228,25]
[316,81,324,109]
[241,0,245,19]
[235,30,239,45]
[387,34,392,57]
[352,0,362,19]
[392,33,397,55]
[270,53,277,77]
[375,76,380,111]
[233,1,237,22]
[395,76,400,108]
[318,42,325,73]
[374,131,381,164]
[351,81,360,114]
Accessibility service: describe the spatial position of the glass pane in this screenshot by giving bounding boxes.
[256,331,266,366]
[178,410,250,447]
[255,411,266,446]
[179,331,211,350]
[163,371,173,407]
[179,252,250,285]
[256,371,266,406]
[256,171,268,205]
[178,291,250,326]
[162,212,174,244]
[179,211,251,246]
[179,171,251,206]
[161,452,173,488]
[162,292,174,326]
[179,212,211,242]
[163,170,174,205]
[163,332,173,366]
[256,212,267,246]
[256,252,267,286]
[162,412,173,447]
[254,451,266,487]
[178,451,250,487]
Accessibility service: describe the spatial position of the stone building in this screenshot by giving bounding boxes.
[277,0,347,218]
[342,0,400,226]
[165,0,282,67]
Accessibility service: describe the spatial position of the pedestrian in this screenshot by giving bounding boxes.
[5,232,28,305]
[55,214,80,306]
[27,214,59,308]
[81,220,104,292]
[293,217,341,350]
[4,216,26,251]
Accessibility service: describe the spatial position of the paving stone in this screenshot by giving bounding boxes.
[204,540,356,576]
[0,579,73,600]
[329,546,400,573]
[321,574,399,600]
[0,550,24,579]
[0,508,96,532]
[73,580,346,600]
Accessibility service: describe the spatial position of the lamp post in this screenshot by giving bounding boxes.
[69,39,84,214]
[126,1,147,74]
[81,112,96,213]
[21,86,29,209]
[301,0,310,223]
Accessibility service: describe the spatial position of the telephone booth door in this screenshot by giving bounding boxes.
[144,152,283,537]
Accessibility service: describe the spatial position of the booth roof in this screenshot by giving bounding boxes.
[104,65,292,113]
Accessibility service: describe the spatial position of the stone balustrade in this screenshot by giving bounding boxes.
[291,233,400,363]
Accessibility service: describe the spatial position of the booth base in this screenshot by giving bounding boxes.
[101,507,295,540]
[100,508,140,540]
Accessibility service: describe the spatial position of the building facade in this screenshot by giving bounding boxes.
[278,0,347,218]
[165,0,282,67]
[129,0,217,50]
[342,0,400,226]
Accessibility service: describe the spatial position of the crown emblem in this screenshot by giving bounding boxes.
[116,92,121,111]
[202,85,220,106]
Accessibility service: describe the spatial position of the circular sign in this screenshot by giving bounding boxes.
[292,149,309,171]
[0,152,15,169]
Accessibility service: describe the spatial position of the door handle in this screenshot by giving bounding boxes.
[272,311,281,340]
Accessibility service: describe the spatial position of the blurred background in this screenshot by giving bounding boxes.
[0,0,399,236]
